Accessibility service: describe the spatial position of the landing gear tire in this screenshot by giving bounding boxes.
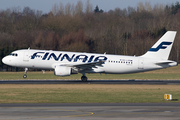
[23,74,27,78]
[81,76,87,82]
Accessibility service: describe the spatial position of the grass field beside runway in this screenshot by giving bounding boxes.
[0,65,180,80]
[0,84,179,103]
[0,66,180,103]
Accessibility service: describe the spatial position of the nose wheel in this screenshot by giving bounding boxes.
[23,68,28,78]
[23,74,27,78]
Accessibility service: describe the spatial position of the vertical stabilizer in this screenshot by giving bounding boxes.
[142,31,177,60]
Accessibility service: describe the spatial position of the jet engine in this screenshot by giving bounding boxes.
[54,66,77,76]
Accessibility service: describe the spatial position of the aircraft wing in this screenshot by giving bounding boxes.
[61,61,105,71]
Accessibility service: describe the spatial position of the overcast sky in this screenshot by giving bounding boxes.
[0,0,179,13]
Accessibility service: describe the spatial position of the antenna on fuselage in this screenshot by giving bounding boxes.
[28,47,30,50]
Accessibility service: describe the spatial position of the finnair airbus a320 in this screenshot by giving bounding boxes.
[2,31,178,81]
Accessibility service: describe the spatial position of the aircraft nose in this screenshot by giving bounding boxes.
[2,56,10,65]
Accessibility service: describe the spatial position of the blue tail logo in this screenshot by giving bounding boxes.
[149,42,172,52]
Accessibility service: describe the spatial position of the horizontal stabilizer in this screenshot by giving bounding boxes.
[155,60,178,66]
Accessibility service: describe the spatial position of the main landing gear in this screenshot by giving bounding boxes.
[81,76,87,82]
[23,68,28,78]
[81,73,88,82]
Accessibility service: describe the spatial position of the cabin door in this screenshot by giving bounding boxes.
[23,51,29,62]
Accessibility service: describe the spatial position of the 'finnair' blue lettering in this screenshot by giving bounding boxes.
[94,56,107,62]
[31,52,45,59]
[31,52,108,63]
[61,54,75,62]
[88,55,95,62]
[42,53,49,60]
[74,55,88,62]
[149,42,172,52]
[47,53,62,61]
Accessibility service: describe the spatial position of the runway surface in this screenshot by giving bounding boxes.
[1,79,180,84]
[1,103,180,120]
[0,80,180,120]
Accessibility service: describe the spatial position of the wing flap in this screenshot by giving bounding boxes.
[68,60,105,68]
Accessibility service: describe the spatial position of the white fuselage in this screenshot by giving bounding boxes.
[2,49,177,74]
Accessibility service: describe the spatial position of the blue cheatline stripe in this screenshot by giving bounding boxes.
[149,42,172,52]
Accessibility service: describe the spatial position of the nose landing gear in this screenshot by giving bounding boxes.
[23,68,28,78]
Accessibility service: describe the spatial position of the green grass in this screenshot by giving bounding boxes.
[0,66,180,104]
[0,65,180,80]
[0,84,179,103]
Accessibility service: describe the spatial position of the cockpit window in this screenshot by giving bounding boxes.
[9,53,18,57]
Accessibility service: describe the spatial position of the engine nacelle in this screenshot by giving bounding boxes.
[54,66,77,76]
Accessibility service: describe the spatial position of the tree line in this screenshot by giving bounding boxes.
[1,0,180,71]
